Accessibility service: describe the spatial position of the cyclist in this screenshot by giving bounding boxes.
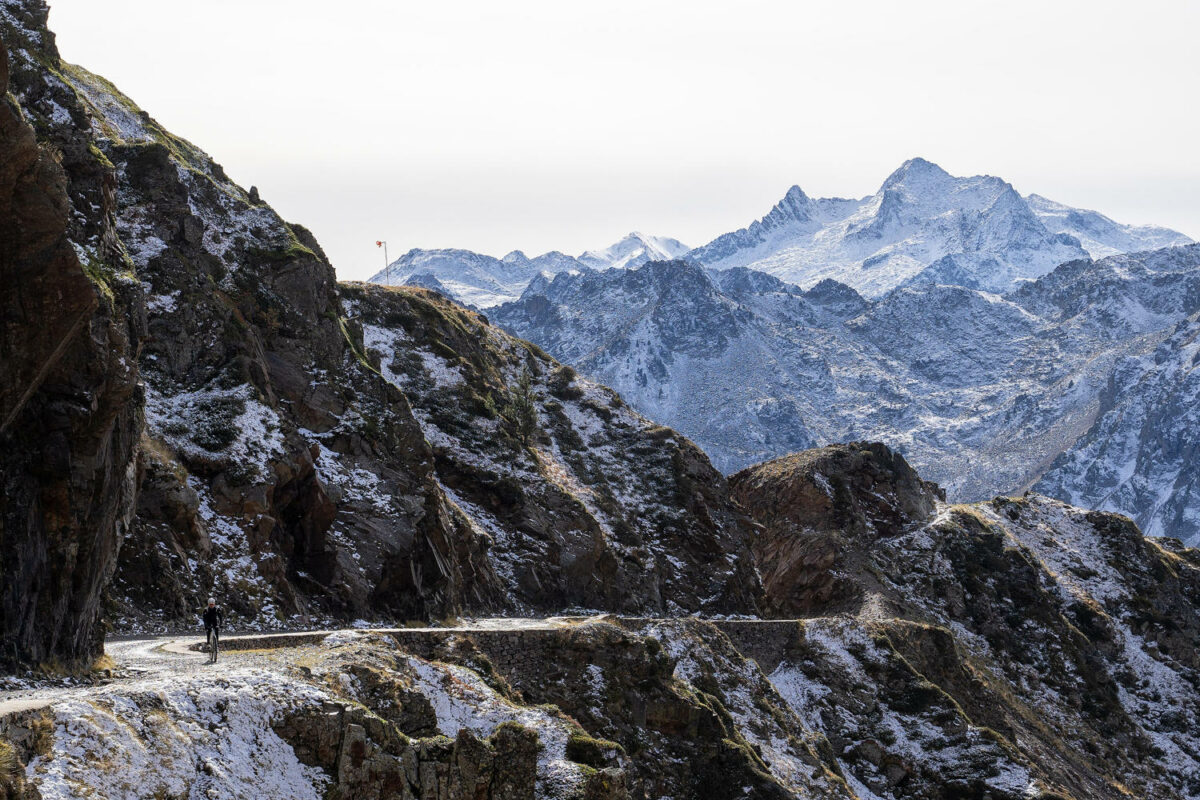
[202,598,223,662]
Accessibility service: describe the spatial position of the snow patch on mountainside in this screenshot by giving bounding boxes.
[145,383,284,481]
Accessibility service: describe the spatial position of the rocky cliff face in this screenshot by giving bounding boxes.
[339,283,762,616]
[33,43,480,629]
[0,15,144,668]
[730,443,1200,799]
[3,1,761,637]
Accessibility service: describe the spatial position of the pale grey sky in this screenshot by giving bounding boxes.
[46,0,1200,280]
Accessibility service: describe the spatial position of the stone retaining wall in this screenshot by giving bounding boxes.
[186,619,808,675]
[385,618,807,677]
[708,619,806,673]
[188,630,330,652]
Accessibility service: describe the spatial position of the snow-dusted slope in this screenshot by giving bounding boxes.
[687,158,1192,297]
[1036,309,1200,539]
[367,232,689,308]
[1026,193,1193,259]
[494,245,1200,545]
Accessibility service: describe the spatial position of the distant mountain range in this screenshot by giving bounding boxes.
[687,158,1192,297]
[494,245,1200,545]
[368,232,689,308]
[371,159,1190,306]
[371,158,1197,542]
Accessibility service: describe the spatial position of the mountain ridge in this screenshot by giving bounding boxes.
[687,157,1193,297]
[367,231,690,309]
[370,158,1192,310]
[494,244,1200,545]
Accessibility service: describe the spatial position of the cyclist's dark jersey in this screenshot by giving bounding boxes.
[203,607,223,630]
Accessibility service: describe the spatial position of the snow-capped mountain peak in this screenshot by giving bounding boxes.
[367,231,688,308]
[577,231,690,270]
[774,184,813,218]
[687,159,1191,298]
[880,156,954,192]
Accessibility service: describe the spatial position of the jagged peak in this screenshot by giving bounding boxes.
[782,184,809,202]
[770,184,812,219]
[521,271,553,298]
[624,231,653,245]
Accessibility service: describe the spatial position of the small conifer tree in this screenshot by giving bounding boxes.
[506,367,538,445]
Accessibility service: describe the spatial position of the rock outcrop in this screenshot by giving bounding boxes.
[0,633,631,800]
[0,24,144,669]
[275,703,549,800]
[730,443,942,615]
[340,283,762,616]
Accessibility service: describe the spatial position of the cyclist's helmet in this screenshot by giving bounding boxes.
[207,598,215,607]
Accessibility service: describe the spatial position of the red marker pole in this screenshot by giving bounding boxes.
[376,240,389,285]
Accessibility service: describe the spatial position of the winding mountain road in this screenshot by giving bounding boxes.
[0,617,592,719]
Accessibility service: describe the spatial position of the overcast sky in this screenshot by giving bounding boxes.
[46,0,1200,280]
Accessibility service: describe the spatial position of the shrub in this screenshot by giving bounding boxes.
[504,367,539,446]
[565,732,624,768]
[549,364,583,400]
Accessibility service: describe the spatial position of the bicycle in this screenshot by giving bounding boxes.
[206,626,220,663]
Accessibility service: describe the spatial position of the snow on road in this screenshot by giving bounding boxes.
[0,617,589,717]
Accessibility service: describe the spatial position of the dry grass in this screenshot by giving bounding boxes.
[29,714,54,758]
[946,504,997,531]
[0,739,20,779]
[139,432,188,481]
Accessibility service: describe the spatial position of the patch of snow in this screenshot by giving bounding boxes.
[28,670,330,800]
[402,656,587,796]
